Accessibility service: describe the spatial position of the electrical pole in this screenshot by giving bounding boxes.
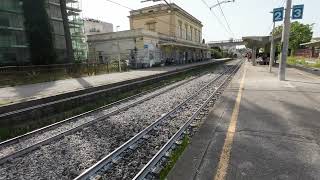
[278,0,292,81]
[269,22,275,73]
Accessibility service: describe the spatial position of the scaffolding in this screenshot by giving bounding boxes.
[66,0,88,62]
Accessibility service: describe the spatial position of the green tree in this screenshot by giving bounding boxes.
[210,48,223,59]
[272,22,313,55]
[22,0,56,65]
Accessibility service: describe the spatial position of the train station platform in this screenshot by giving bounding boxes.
[168,62,320,180]
[0,59,229,106]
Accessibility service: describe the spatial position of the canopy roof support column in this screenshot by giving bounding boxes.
[252,47,256,66]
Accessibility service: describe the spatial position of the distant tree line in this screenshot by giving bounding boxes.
[210,47,236,59]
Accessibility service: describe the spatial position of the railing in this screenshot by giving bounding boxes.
[0,62,129,87]
[0,62,128,73]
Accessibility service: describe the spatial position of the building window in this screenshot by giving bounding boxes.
[0,16,9,26]
[178,21,182,38]
[0,0,21,12]
[89,27,100,33]
[146,22,156,32]
[190,27,193,41]
[185,24,188,40]
[196,30,198,42]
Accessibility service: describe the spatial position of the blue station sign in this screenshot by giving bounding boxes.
[292,4,304,19]
[273,7,284,22]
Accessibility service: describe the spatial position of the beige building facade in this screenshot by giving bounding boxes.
[88,3,209,68]
[129,3,202,43]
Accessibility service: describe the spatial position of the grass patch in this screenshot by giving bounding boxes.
[0,99,12,106]
[0,63,222,141]
[287,56,320,68]
[159,136,190,180]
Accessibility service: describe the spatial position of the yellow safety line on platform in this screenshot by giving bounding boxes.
[213,65,247,180]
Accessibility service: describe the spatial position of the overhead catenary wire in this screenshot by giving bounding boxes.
[200,0,233,38]
[216,0,234,37]
[105,0,133,10]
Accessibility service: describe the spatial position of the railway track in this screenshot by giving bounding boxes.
[0,60,238,179]
[0,64,223,162]
[74,60,243,180]
[0,59,231,124]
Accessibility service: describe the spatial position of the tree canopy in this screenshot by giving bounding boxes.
[272,22,313,55]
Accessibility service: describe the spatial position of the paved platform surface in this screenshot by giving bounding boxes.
[168,62,320,180]
[0,59,227,106]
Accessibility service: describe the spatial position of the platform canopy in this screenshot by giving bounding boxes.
[300,40,320,47]
[242,35,282,49]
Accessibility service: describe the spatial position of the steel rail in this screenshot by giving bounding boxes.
[1,83,166,146]
[133,61,242,180]
[0,59,231,117]
[74,62,240,180]
[0,74,202,164]
[0,60,233,150]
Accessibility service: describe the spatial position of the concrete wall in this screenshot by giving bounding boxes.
[87,29,162,67]
[130,13,171,36]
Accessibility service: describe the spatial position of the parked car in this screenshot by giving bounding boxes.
[257,55,270,65]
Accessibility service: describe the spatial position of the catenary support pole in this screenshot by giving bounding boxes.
[278,0,292,81]
[252,47,256,66]
[269,22,276,73]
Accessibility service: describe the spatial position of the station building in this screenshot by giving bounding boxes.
[87,3,209,68]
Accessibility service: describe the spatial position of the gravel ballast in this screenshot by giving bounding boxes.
[0,63,235,179]
[100,65,234,179]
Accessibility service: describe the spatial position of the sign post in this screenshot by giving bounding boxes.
[269,7,284,73]
[269,22,276,73]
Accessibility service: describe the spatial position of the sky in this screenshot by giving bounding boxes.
[82,0,320,42]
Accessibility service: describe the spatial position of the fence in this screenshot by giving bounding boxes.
[0,61,129,87]
[97,49,163,69]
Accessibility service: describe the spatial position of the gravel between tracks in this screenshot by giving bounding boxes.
[0,65,231,180]
[101,68,231,179]
[0,77,191,159]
